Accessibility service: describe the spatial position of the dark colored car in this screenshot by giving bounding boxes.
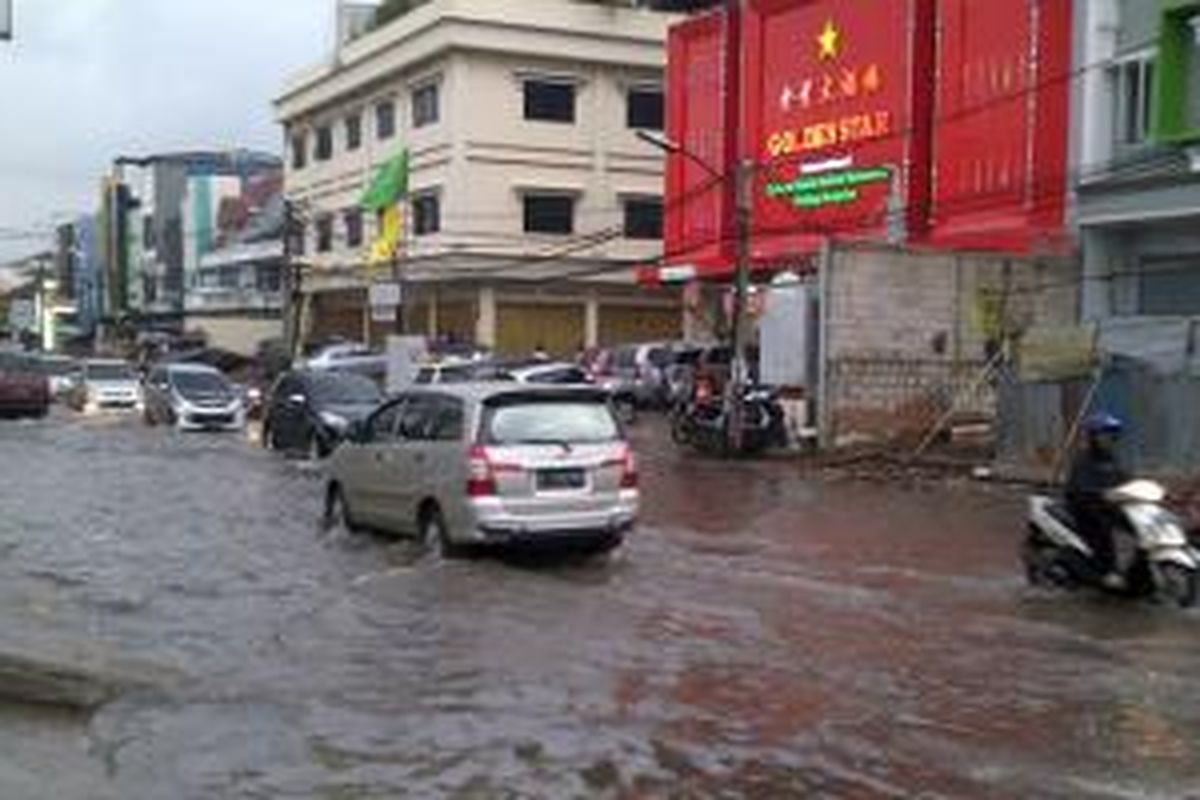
[0,353,51,419]
[263,370,383,459]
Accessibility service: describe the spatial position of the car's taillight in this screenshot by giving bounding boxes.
[467,445,497,497]
[619,445,638,489]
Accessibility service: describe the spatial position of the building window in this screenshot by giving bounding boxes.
[413,192,441,236]
[344,209,363,248]
[523,194,574,235]
[524,80,576,123]
[412,82,439,128]
[1112,55,1156,146]
[345,113,362,151]
[256,263,282,293]
[1139,258,1200,316]
[623,197,663,240]
[316,216,333,253]
[315,124,334,161]
[627,87,664,130]
[376,99,396,140]
[291,133,307,170]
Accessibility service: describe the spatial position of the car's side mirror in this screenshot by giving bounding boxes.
[346,420,366,443]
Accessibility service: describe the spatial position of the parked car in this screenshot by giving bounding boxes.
[599,342,675,408]
[263,370,384,459]
[324,384,638,556]
[413,358,510,385]
[506,360,637,424]
[0,353,51,419]
[142,363,247,432]
[304,341,388,381]
[68,359,143,413]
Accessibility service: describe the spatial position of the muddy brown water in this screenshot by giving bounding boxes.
[0,412,1197,798]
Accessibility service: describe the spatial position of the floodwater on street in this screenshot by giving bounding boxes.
[1,411,1199,799]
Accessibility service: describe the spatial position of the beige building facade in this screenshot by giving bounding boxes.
[274,0,684,356]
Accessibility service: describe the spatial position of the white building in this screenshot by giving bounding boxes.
[274,0,684,356]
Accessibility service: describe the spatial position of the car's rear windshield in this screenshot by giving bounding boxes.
[173,371,229,395]
[310,373,382,405]
[482,399,619,445]
[87,363,136,381]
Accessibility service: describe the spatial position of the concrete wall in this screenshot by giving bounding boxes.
[825,244,1080,445]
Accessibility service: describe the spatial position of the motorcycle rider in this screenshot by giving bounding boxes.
[1065,412,1130,587]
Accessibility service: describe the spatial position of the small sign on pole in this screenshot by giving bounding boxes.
[368,281,401,308]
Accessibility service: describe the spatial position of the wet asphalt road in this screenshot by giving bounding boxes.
[1,411,1199,799]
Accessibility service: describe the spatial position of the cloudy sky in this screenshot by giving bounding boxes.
[0,0,333,262]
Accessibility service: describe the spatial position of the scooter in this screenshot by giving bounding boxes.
[1023,480,1199,607]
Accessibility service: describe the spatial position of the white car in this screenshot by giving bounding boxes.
[142,363,247,432]
[70,359,143,413]
[304,342,387,379]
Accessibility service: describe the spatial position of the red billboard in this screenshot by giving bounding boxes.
[661,12,737,279]
[928,0,1073,253]
[741,0,934,262]
[658,0,1073,283]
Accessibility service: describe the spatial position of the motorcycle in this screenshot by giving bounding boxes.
[671,384,787,456]
[1022,479,1199,607]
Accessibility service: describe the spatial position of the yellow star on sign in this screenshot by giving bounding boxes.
[817,19,840,61]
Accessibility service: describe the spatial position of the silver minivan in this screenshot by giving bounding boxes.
[324,384,638,555]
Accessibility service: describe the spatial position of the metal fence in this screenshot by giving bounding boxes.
[997,358,1200,476]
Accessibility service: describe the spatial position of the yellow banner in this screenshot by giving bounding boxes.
[367,205,403,269]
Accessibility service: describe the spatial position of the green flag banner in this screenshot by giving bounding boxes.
[360,149,410,211]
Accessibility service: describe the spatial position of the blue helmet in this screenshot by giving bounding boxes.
[1084,412,1124,436]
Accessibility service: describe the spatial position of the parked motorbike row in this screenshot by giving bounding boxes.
[669,385,788,457]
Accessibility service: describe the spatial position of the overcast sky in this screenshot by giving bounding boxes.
[0,0,334,262]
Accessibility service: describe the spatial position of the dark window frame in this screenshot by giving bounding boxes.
[345,112,363,151]
[523,79,576,124]
[412,82,440,128]
[412,191,441,236]
[626,87,665,131]
[316,216,334,253]
[344,208,364,248]
[622,196,663,240]
[315,124,334,161]
[291,133,307,170]
[375,99,396,140]
[522,193,576,235]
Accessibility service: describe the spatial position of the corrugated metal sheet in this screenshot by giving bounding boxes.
[998,358,1200,474]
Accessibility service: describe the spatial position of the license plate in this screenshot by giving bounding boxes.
[537,468,586,491]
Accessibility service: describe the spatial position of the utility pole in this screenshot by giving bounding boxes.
[283,198,303,363]
[727,158,752,453]
[723,0,748,455]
